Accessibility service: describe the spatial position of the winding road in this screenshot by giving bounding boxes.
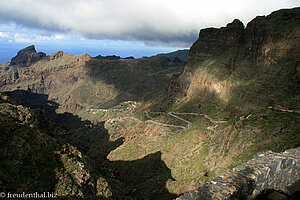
[105,103,299,131]
[144,111,227,130]
[268,106,300,114]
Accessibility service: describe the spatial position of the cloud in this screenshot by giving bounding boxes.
[0,23,82,43]
[0,31,9,38]
[0,0,298,47]
[13,33,55,43]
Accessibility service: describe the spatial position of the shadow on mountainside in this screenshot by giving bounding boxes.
[104,151,178,199]
[82,57,185,108]
[66,117,177,199]
[1,90,94,196]
[4,90,91,130]
[67,123,177,199]
[2,90,177,199]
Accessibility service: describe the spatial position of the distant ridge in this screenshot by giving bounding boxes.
[156,49,189,63]
[94,54,135,60]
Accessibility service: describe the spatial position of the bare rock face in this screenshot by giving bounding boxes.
[244,8,300,51]
[189,8,300,64]
[198,19,244,45]
[189,19,244,61]
[9,45,46,67]
[243,8,300,66]
[170,7,300,111]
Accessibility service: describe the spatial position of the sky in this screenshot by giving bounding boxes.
[0,0,299,62]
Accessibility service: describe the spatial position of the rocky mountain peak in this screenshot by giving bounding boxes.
[189,19,244,62]
[189,8,300,63]
[198,19,244,42]
[49,51,64,60]
[9,45,46,67]
[18,45,36,53]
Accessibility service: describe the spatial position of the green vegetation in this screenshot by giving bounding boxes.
[0,7,299,199]
[0,96,112,199]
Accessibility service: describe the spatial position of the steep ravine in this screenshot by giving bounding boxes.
[106,7,300,197]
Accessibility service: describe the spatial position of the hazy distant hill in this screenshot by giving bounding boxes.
[94,54,135,60]
[156,49,189,63]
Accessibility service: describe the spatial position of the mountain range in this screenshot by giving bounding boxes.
[0,7,299,199]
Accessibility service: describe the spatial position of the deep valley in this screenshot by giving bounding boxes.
[0,7,299,200]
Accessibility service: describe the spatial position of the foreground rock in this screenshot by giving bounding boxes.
[0,92,112,199]
[177,148,300,199]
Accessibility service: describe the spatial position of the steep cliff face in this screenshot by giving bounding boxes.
[244,8,300,66]
[189,8,300,65]
[1,51,92,111]
[171,8,300,112]
[189,19,244,62]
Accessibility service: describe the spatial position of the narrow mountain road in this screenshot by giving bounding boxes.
[144,111,187,129]
[146,120,187,129]
[144,111,227,130]
[103,101,227,130]
[200,114,227,124]
[131,104,298,131]
[124,116,143,122]
[268,106,300,114]
[168,112,193,129]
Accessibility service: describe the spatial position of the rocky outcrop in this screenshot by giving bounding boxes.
[188,7,300,64]
[243,8,300,66]
[176,148,300,200]
[0,94,113,199]
[171,7,300,110]
[9,45,46,67]
[49,51,64,60]
[58,101,84,114]
[244,8,300,51]
[188,19,244,61]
